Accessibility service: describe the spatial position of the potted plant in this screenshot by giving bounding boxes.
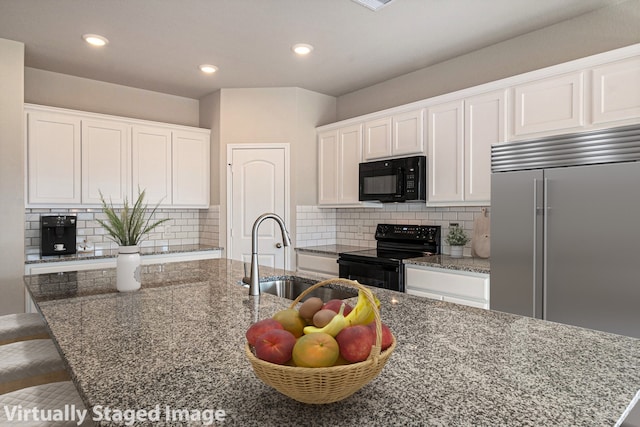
[96,189,168,292]
[445,225,469,258]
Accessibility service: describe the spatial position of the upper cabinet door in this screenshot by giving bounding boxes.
[172,130,210,207]
[338,124,363,203]
[131,125,172,206]
[363,109,424,160]
[592,57,640,125]
[363,117,392,160]
[27,111,81,204]
[317,130,339,205]
[427,100,464,203]
[393,109,424,156]
[513,72,584,138]
[81,119,130,205]
[464,90,507,202]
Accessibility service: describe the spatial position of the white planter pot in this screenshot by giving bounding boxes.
[117,246,141,292]
[450,245,464,258]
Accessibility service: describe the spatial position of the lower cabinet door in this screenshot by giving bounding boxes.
[405,265,490,309]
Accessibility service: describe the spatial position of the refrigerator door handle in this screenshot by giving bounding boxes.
[532,179,538,317]
[542,177,549,319]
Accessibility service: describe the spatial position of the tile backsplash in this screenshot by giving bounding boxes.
[26,203,486,257]
[296,204,489,257]
[199,205,220,247]
[25,206,221,252]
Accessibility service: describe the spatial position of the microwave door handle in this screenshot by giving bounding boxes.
[397,167,404,196]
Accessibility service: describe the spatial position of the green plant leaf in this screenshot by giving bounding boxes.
[96,189,169,247]
[445,225,470,246]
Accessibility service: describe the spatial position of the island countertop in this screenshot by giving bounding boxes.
[25,259,639,426]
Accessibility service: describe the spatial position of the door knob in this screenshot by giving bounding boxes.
[276,242,282,248]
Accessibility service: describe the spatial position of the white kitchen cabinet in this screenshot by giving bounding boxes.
[363,109,424,160]
[427,100,464,203]
[427,91,506,205]
[172,130,210,207]
[405,264,490,309]
[464,90,507,202]
[25,104,211,208]
[27,111,81,204]
[592,56,640,126]
[363,117,392,160]
[296,251,339,278]
[131,125,173,206]
[318,130,339,204]
[318,124,363,205]
[132,126,210,208]
[512,71,585,138]
[393,109,425,156]
[81,119,130,205]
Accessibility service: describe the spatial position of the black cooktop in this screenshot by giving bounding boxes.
[340,248,433,261]
[339,224,441,263]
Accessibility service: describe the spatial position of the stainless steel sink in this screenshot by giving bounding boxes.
[241,277,357,301]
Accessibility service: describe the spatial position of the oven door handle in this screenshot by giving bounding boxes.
[337,258,399,272]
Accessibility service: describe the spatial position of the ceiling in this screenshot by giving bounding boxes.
[0,0,625,99]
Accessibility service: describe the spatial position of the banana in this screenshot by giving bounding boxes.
[303,303,348,337]
[344,289,380,326]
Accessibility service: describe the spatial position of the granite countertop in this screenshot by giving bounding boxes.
[295,244,365,256]
[25,259,638,426]
[404,254,491,274]
[296,245,491,273]
[25,244,223,264]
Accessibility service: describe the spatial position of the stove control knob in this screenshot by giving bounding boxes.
[377,225,389,236]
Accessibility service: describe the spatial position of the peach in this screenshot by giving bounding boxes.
[367,321,394,351]
[335,325,375,363]
[254,329,297,365]
[246,318,284,346]
[292,332,340,368]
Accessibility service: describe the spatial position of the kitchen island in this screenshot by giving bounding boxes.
[25,259,639,426]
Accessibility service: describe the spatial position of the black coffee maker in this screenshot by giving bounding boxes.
[41,215,77,256]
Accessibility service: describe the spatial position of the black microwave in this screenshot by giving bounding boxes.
[359,155,427,203]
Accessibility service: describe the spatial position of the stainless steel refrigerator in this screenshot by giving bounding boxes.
[490,124,640,338]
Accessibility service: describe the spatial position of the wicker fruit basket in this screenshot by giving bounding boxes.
[245,278,396,404]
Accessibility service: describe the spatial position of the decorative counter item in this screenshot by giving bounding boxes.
[471,208,491,259]
[245,278,396,404]
[96,189,168,292]
[445,224,470,258]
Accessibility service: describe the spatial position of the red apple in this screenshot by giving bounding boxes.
[254,329,297,365]
[367,321,394,351]
[322,299,353,316]
[335,325,375,363]
[246,318,284,346]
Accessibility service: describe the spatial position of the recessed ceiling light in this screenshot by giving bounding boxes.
[199,64,218,74]
[351,0,395,11]
[82,34,109,47]
[292,43,314,56]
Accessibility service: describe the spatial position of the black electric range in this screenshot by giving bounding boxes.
[338,224,441,292]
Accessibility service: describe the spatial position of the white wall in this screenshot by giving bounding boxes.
[293,89,338,205]
[199,90,221,205]
[25,68,200,127]
[0,38,25,314]
[336,0,640,120]
[212,87,336,260]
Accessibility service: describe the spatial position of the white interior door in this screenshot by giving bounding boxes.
[228,145,289,269]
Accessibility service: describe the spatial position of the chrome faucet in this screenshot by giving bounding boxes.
[249,213,291,296]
